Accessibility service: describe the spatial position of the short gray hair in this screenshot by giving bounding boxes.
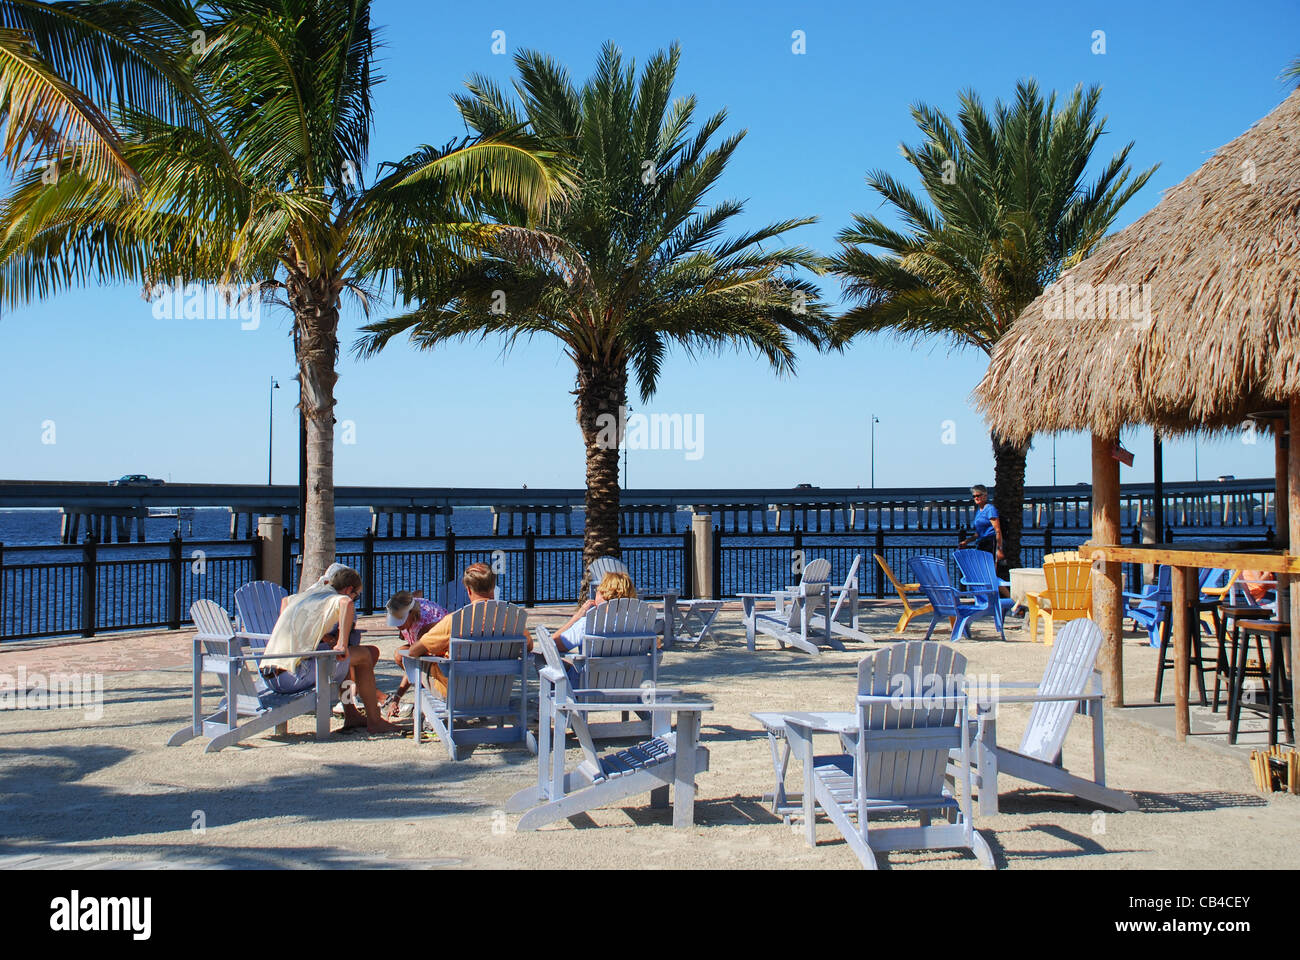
[970,484,989,496]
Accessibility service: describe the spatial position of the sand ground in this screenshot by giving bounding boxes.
[0,601,1296,870]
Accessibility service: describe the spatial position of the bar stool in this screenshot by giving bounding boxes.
[1228,619,1294,746]
[1215,604,1261,713]
[1153,595,1219,707]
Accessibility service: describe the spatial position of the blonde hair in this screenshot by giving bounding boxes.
[597,571,637,601]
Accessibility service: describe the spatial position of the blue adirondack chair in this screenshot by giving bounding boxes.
[954,549,1015,639]
[1125,566,1215,647]
[908,556,1000,642]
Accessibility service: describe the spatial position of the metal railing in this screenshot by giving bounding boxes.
[7,522,1270,642]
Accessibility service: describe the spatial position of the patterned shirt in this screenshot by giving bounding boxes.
[399,597,448,645]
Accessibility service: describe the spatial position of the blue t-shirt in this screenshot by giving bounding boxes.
[972,503,999,540]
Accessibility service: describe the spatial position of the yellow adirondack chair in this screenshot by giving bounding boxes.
[1025,559,1093,646]
[874,553,940,634]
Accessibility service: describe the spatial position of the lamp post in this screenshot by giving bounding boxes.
[870,415,880,488]
[268,376,279,486]
[623,403,631,491]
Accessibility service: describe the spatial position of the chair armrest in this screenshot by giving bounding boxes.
[573,687,683,698]
[410,655,451,666]
[235,630,271,644]
[560,701,712,713]
[245,647,341,663]
[989,692,1103,705]
[736,592,773,599]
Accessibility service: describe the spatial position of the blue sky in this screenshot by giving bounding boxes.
[1,0,1295,489]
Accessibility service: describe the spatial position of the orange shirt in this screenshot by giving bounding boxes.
[420,601,532,698]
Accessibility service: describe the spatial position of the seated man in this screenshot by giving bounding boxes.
[398,563,530,701]
[259,566,398,735]
[383,589,449,719]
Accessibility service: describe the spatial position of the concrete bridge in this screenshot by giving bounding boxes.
[0,477,1277,543]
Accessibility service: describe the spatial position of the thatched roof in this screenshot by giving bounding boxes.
[976,90,1300,444]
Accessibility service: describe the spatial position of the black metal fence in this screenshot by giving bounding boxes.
[0,537,261,641]
[0,523,1178,642]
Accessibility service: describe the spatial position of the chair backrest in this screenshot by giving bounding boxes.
[190,599,271,700]
[1042,559,1092,611]
[954,549,999,598]
[581,598,658,688]
[799,557,831,587]
[1042,550,1081,563]
[1018,618,1103,761]
[827,554,863,622]
[1146,564,1173,605]
[856,641,968,801]
[588,556,631,598]
[445,600,528,712]
[874,553,908,594]
[234,580,287,637]
[908,556,963,615]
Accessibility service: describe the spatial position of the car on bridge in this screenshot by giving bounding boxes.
[109,474,165,486]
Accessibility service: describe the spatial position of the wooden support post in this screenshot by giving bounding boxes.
[1276,421,1291,625]
[692,512,713,600]
[1091,433,1124,707]
[1290,399,1300,696]
[1171,565,1194,741]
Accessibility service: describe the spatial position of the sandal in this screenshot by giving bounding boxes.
[382,688,406,720]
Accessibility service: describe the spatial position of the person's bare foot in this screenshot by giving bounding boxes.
[365,717,401,734]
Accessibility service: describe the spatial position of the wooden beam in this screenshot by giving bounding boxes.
[1079,542,1300,573]
[1091,433,1123,707]
[1171,565,1194,741]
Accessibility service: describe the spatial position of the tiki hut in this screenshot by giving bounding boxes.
[973,89,1300,737]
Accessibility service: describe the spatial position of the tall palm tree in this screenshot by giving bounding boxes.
[829,80,1156,569]
[0,0,208,186]
[0,0,570,584]
[355,42,832,590]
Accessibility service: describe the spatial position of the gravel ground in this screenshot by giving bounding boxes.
[0,602,1296,870]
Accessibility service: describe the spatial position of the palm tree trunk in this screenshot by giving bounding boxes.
[992,434,1028,575]
[291,275,341,588]
[575,358,627,599]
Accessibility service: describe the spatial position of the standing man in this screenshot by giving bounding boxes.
[960,484,1004,567]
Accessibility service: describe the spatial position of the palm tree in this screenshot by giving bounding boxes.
[0,0,570,584]
[355,42,832,590]
[829,80,1156,569]
[0,0,208,186]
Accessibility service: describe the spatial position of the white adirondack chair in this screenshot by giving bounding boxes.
[786,641,994,869]
[587,556,630,599]
[739,557,841,655]
[955,618,1137,815]
[566,598,660,739]
[806,554,871,642]
[233,580,287,645]
[405,599,531,761]
[167,599,339,753]
[505,627,712,830]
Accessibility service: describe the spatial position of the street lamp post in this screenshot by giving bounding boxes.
[268,376,279,486]
[870,415,880,488]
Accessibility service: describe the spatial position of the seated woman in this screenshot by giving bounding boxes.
[259,566,398,734]
[383,589,449,719]
[545,572,640,691]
